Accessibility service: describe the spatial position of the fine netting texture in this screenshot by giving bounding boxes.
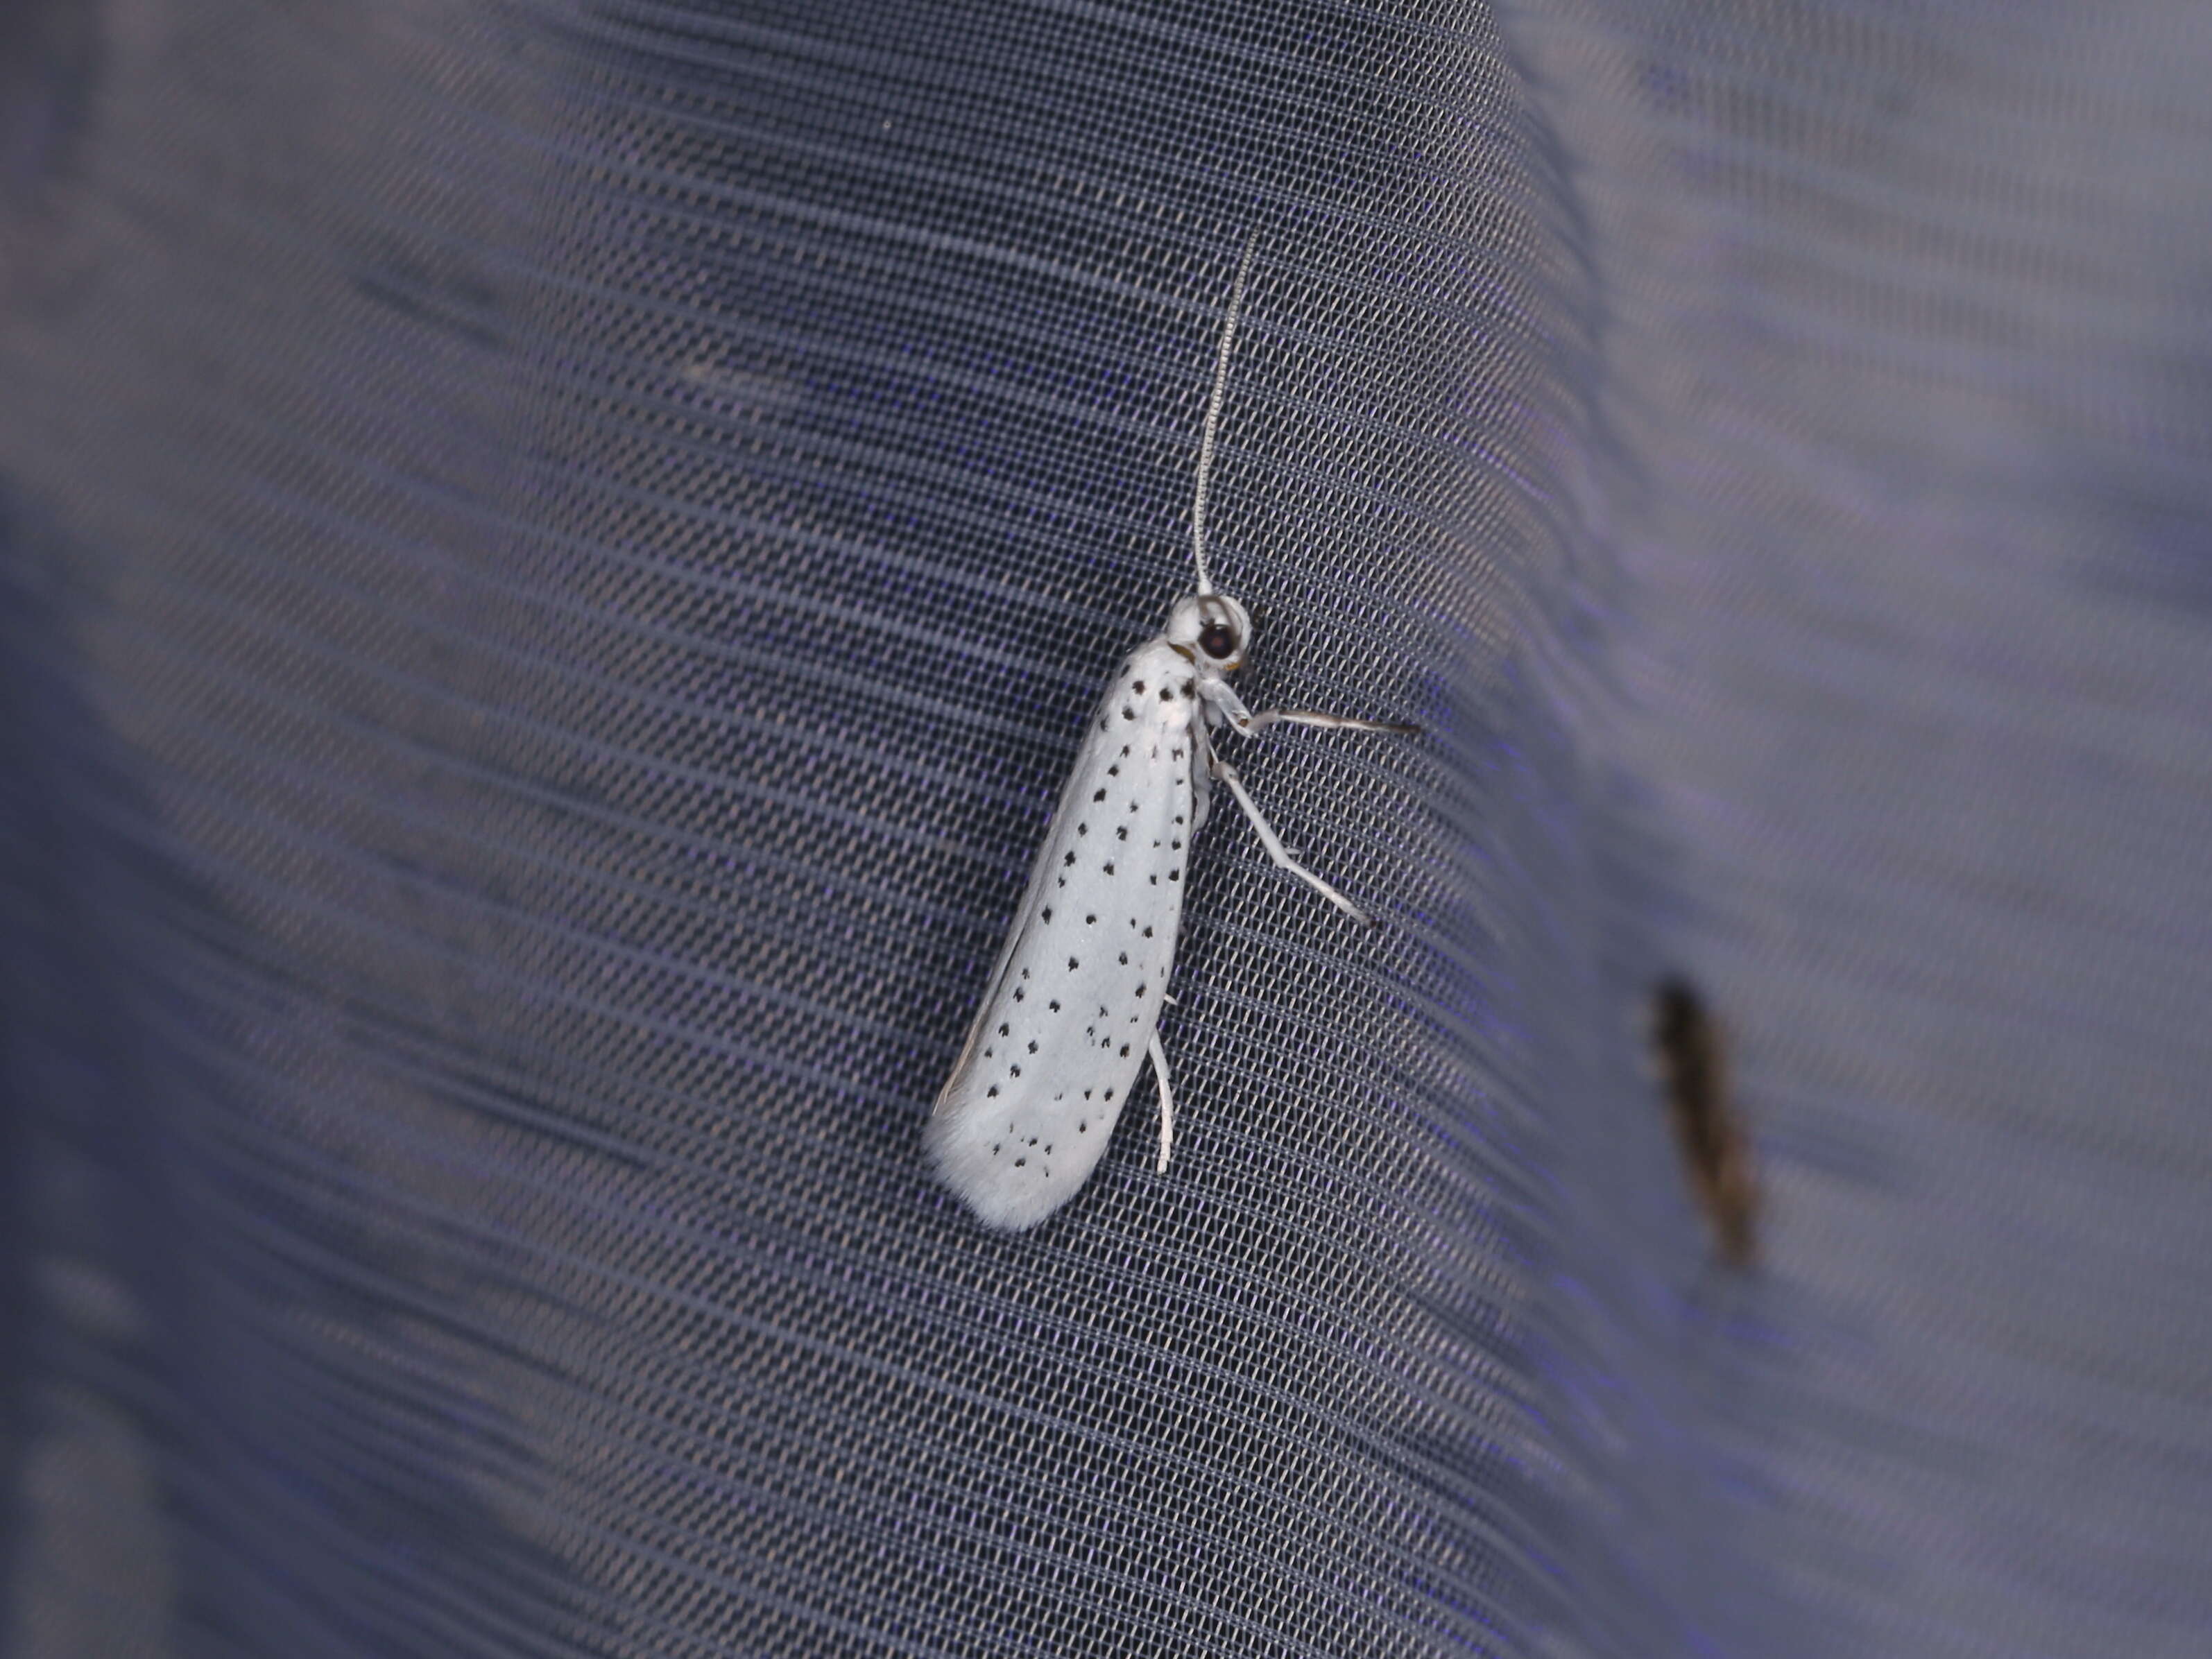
[8,1,2212,1658]
[0,2,1622,1656]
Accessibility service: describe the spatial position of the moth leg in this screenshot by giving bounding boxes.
[1199,677,1418,739]
[1190,716,1215,831]
[1208,753,1375,928]
[1147,1032,1176,1174]
[1242,708,1421,737]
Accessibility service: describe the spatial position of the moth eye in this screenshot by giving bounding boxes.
[1199,623,1237,660]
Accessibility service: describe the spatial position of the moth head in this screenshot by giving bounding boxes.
[1165,592,1251,671]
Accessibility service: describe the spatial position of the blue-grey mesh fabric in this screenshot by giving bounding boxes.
[3,1,2209,1656]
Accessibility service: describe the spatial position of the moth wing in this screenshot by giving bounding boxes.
[929,646,1199,1229]
[933,716,1102,1111]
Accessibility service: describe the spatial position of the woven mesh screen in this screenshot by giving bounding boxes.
[5,2,2210,1657]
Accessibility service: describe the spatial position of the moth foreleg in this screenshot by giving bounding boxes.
[1241,707,1420,737]
[1197,677,1418,739]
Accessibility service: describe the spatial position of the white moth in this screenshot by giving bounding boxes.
[927,240,1416,1231]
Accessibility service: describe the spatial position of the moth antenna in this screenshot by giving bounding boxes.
[1190,234,1257,597]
